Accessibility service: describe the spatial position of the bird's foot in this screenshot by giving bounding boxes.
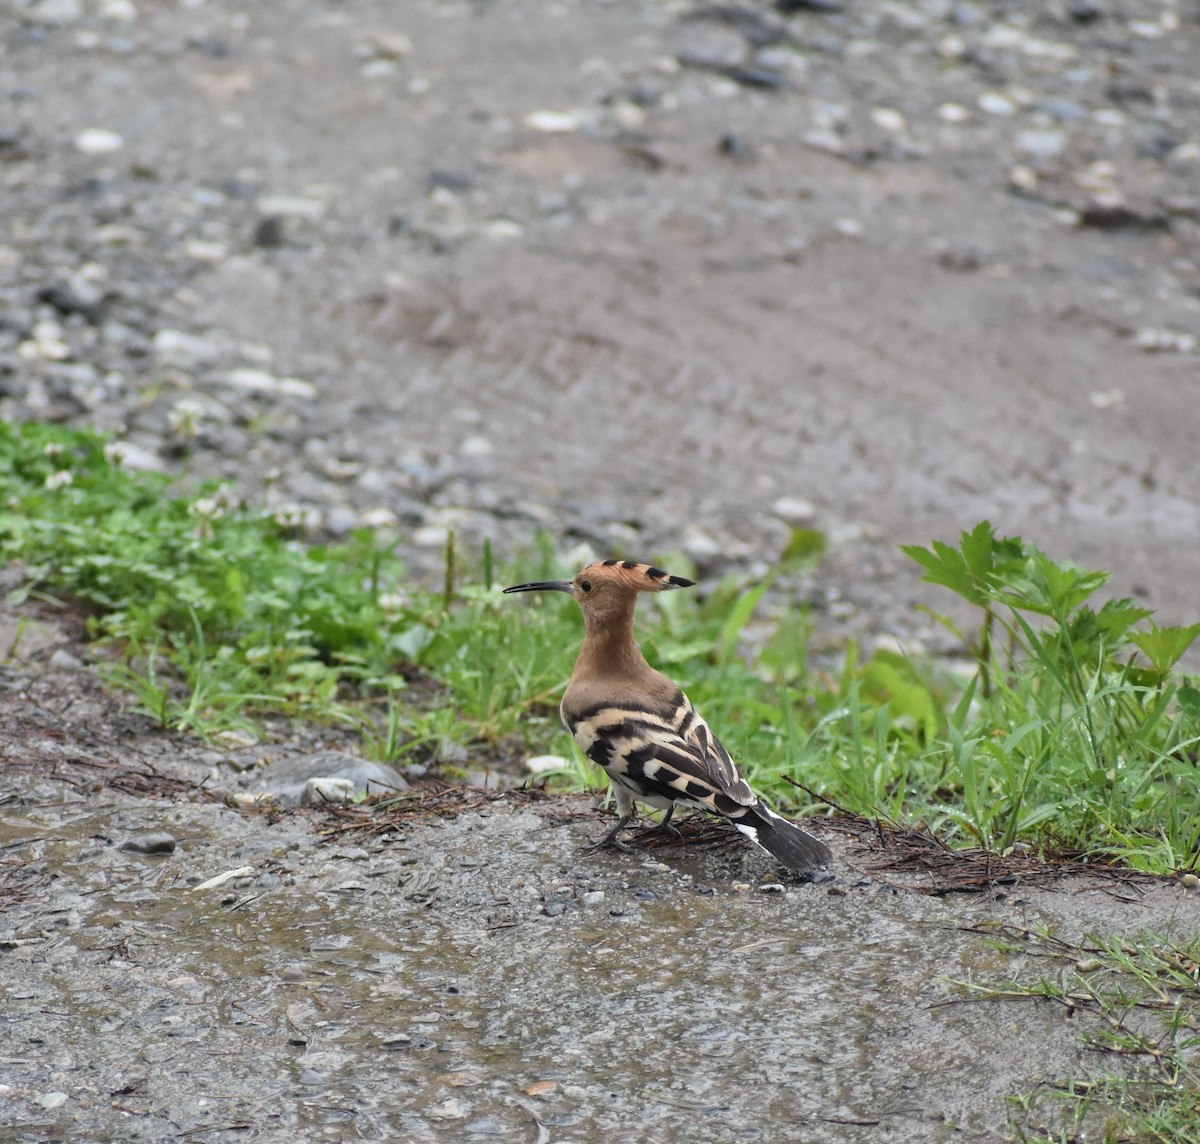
[634,818,682,842]
[586,815,635,853]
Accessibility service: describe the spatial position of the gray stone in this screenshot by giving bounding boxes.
[119,832,177,855]
[254,751,408,806]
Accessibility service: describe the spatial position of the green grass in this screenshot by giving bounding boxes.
[948,922,1200,1143]
[2,421,1199,871]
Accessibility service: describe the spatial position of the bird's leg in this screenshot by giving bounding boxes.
[589,813,635,852]
[588,784,637,851]
[636,803,682,841]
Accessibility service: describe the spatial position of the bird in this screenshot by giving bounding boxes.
[503,559,832,874]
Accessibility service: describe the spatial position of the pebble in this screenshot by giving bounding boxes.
[152,328,221,369]
[524,754,568,775]
[771,496,816,524]
[23,0,83,22]
[1014,130,1065,158]
[256,752,408,806]
[119,832,177,855]
[523,110,585,133]
[300,777,356,806]
[48,648,84,670]
[75,128,123,154]
[223,368,317,400]
[1181,873,1199,890]
[36,1092,69,1110]
[870,108,906,132]
[977,92,1017,116]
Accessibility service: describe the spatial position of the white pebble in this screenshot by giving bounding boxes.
[1014,129,1065,158]
[99,0,138,19]
[75,128,124,154]
[256,195,326,219]
[1008,165,1038,192]
[460,435,493,458]
[525,755,568,775]
[368,30,413,58]
[301,777,356,806]
[870,107,906,133]
[523,109,585,133]
[480,218,523,239]
[771,496,816,524]
[937,103,968,123]
[36,1093,69,1110]
[184,239,227,262]
[1134,328,1196,354]
[613,101,645,131]
[977,92,1016,116]
[223,368,317,399]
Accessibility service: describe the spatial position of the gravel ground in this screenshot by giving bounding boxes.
[3,1,1200,1140]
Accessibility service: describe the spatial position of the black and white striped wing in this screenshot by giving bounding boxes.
[565,695,757,815]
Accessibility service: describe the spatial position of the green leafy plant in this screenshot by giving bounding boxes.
[3,424,1198,871]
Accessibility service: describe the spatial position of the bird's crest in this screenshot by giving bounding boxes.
[584,560,694,592]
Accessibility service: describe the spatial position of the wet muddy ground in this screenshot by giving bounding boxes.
[2,611,1197,1142]
[4,0,1200,1140]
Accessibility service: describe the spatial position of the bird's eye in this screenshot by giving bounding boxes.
[579,580,593,593]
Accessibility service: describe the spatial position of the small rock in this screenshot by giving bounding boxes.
[1014,129,1065,158]
[368,30,413,59]
[119,832,177,855]
[255,751,408,806]
[223,368,317,400]
[22,0,83,22]
[301,777,356,806]
[152,328,221,369]
[75,128,124,154]
[581,891,605,906]
[523,109,585,133]
[256,195,326,219]
[1134,328,1196,354]
[48,648,84,670]
[771,496,816,524]
[103,440,164,472]
[542,897,568,918]
[1181,873,1199,890]
[977,92,1017,116]
[525,755,568,776]
[36,1092,69,1110]
[870,107,906,132]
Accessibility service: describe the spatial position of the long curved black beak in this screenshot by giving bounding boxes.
[502,580,574,595]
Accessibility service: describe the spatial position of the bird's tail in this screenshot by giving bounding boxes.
[733,805,832,874]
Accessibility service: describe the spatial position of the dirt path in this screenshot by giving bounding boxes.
[5,0,1200,618]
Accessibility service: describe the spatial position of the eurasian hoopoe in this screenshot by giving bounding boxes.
[504,559,832,875]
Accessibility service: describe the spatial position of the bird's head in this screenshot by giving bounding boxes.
[503,559,694,622]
